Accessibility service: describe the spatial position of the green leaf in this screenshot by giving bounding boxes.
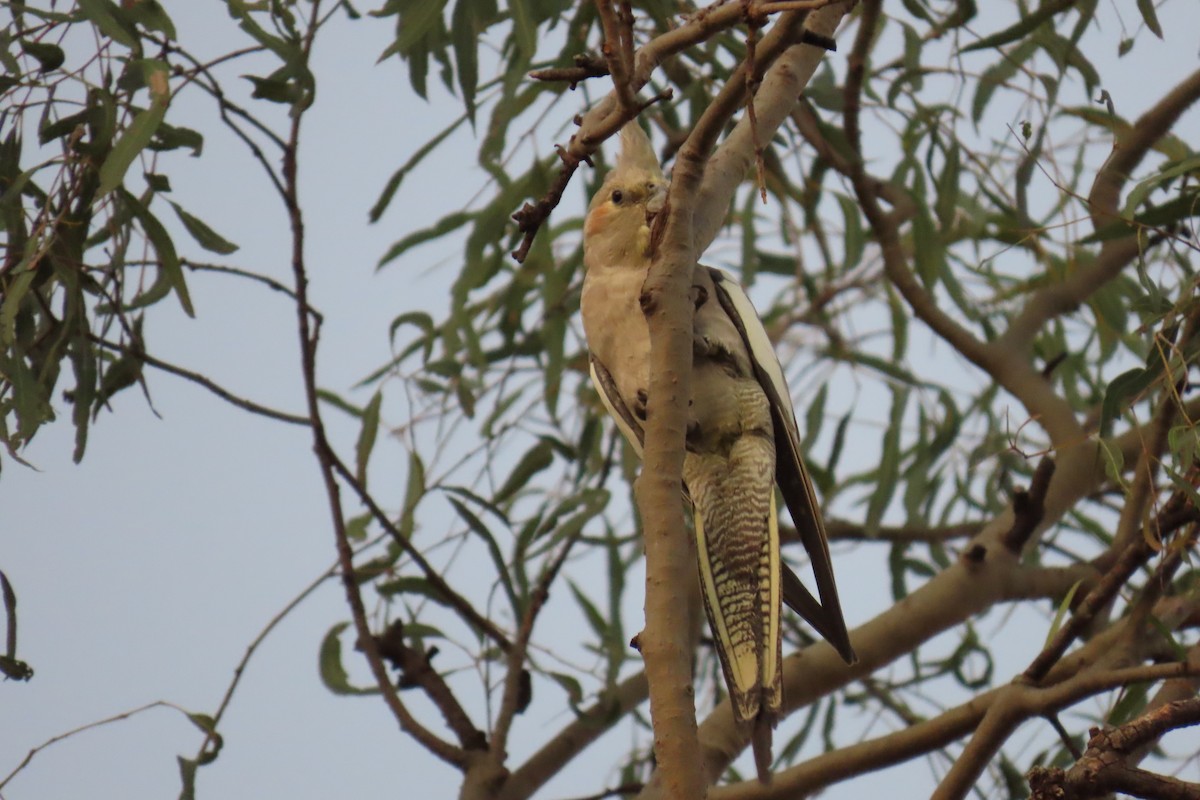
[99,101,168,196]
[451,0,479,121]
[960,0,1068,53]
[494,439,554,504]
[1043,579,1083,647]
[19,40,65,72]
[1107,681,1150,725]
[345,511,371,542]
[178,756,198,800]
[567,579,609,642]
[912,205,942,290]
[369,113,468,221]
[971,39,1034,123]
[836,193,864,271]
[77,0,140,48]
[1136,0,1163,38]
[1122,155,1200,219]
[1099,366,1158,437]
[355,391,382,485]
[448,497,519,613]
[318,622,380,695]
[377,211,473,268]
[803,383,827,453]
[548,671,583,705]
[392,0,450,55]
[127,0,177,39]
[509,0,536,64]
[398,450,425,538]
[866,387,909,531]
[120,190,194,316]
[169,202,239,254]
[150,122,204,155]
[243,74,303,105]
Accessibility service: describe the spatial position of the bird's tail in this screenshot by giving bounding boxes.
[751,710,775,783]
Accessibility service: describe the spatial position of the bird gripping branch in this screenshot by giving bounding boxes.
[581,121,856,784]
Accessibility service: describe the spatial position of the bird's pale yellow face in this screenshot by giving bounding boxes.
[584,168,668,267]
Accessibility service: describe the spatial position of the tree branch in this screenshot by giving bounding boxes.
[714,662,1199,800]
[513,0,845,262]
[999,68,1200,353]
[91,336,311,427]
[635,92,710,800]
[281,0,464,771]
[693,2,854,251]
[499,672,650,800]
[1029,697,1200,800]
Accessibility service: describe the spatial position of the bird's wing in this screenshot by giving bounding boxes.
[707,267,856,664]
[589,353,644,458]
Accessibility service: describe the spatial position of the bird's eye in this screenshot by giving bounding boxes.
[611,189,624,205]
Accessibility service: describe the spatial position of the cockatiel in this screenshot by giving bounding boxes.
[580,121,856,783]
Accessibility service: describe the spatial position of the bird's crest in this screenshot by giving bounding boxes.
[616,121,663,179]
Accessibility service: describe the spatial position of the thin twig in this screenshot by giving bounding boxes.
[529,53,610,86]
[325,452,514,653]
[1,702,184,790]
[280,0,464,769]
[90,336,311,426]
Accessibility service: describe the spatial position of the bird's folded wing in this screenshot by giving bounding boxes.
[708,267,856,664]
[589,353,644,457]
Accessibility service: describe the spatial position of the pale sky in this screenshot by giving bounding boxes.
[3,3,1198,799]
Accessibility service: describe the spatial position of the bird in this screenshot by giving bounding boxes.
[580,120,856,783]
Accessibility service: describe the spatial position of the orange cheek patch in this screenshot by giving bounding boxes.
[584,206,610,238]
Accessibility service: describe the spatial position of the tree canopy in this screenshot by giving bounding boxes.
[2,1,1199,799]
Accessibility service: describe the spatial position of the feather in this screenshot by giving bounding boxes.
[708,267,856,665]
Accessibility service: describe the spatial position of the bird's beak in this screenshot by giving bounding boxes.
[646,184,668,218]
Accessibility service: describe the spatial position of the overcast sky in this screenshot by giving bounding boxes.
[3,3,1198,799]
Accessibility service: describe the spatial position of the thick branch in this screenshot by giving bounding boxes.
[635,112,709,800]
[715,662,1198,800]
[514,1,835,261]
[499,672,650,800]
[1000,68,1200,352]
[693,2,854,250]
[839,2,1084,447]
[1029,697,1200,800]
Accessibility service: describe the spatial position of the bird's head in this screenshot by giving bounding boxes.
[583,121,668,270]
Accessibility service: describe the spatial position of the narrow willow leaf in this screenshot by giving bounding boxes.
[1043,579,1083,647]
[120,190,194,316]
[866,387,909,531]
[378,211,473,268]
[178,757,198,800]
[494,439,554,503]
[509,0,536,63]
[567,579,609,642]
[99,94,169,196]
[392,0,450,55]
[318,622,380,695]
[448,497,519,613]
[960,0,1066,53]
[169,202,239,254]
[1136,0,1163,38]
[77,0,140,48]
[355,391,382,485]
[398,450,425,538]
[836,193,864,270]
[344,511,371,542]
[1099,366,1158,437]
[370,113,468,221]
[802,383,827,453]
[1107,681,1150,725]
